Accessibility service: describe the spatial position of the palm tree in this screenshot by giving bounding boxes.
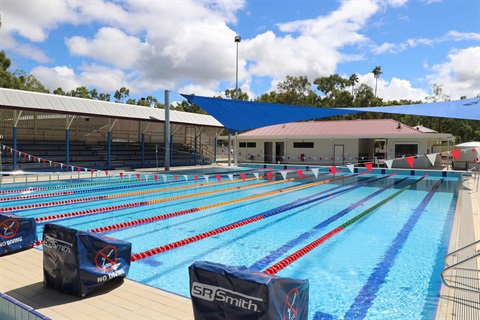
[348,73,359,97]
[372,66,382,98]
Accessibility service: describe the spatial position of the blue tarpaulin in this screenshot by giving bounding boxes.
[182,94,480,133]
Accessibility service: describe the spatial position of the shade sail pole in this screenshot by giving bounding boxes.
[165,90,170,171]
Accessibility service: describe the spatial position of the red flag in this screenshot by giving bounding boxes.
[105,170,108,176]
[296,169,303,179]
[451,149,461,161]
[473,148,477,153]
[54,163,57,168]
[135,173,140,180]
[240,173,246,181]
[154,174,158,182]
[66,164,69,169]
[405,156,415,168]
[266,171,273,181]
[174,175,178,181]
[194,174,199,181]
[91,170,94,176]
[120,172,124,179]
[329,166,337,176]
[365,162,373,173]
[77,167,81,172]
[216,174,221,182]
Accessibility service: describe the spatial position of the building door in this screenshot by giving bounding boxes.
[334,144,344,166]
[264,142,273,163]
[275,142,284,163]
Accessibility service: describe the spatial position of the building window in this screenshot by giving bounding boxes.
[395,144,418,157]
[293,142,314,148]
[239,142,256,148]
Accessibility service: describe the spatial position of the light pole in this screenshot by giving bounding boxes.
[235,34,241,99]
[231,34,241,167]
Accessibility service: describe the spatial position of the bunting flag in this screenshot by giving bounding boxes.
[54,162,57,168]
[136,173,141,181]
[253,172,259,180]
[384,160,393,170]
[265,172,273,181]
[280,170,288,180]
[91,169,95,176]
[154,174,158,182]
[84,168,88,172]
[329,166,336,176]
[227,174,233,181]
[194,174,199,182]
[145,174,149,181]
[365,162,373,173]
[162,175,167,183]
[120,172,124,179]
[204,175,210,183]
[427,154,437,166]
[77,167,80,172]
[184,175,188,181]
[451,149,461,161]
[105,170,109,176]
[346,164,355,173]
[71,166,74,172]
[240,173,246,181]
[296,169,303,179]
[173,175,178,181]
[311,168,319,178]
[216,174,221,182]
[405,156,415,168]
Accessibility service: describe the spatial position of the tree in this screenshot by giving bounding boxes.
[13,70,49,93]
[349,73,359,96]
[53,87,67,95]
[68,86,91,99]
[275,75,317,106]
[224,88,249,101]
[313,74,351,108]
[114,87,130,103]
[372,66,382,98]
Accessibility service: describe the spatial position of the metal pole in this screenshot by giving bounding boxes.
[156,144,158,171]
[164,90,170,171]
[228,134,232,167]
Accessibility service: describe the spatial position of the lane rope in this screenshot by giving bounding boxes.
[262,174,429,275]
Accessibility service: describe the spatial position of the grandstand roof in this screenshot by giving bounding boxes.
[0,88,223,128]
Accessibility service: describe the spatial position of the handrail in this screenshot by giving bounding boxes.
[444,239,480,267]
[441,251,480,294]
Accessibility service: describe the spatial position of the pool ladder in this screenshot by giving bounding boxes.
[441,239,480,293]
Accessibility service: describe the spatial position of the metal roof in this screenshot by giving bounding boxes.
[239,119,451,139]
[0,88,223,128]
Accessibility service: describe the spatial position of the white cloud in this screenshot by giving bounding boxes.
[426,46,480,99]
[31,66,81,92]
[66,28,144,69]
[357,73,428,101]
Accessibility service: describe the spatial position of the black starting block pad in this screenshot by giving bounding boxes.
[189,261,309,320]
[43,224,132,297]
[0,213,37,256]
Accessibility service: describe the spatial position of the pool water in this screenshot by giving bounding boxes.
[1,167,459,319]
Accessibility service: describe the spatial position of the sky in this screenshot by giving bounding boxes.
[2,0,479,105]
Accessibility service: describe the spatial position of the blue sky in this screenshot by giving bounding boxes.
[2,0,479,105]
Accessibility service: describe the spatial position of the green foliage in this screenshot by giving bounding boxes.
[224,88,249,101]
[114,87,130,103]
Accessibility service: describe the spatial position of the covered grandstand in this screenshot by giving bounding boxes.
[0,88,224,171]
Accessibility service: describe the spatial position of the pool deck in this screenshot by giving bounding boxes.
[0,167,479,319]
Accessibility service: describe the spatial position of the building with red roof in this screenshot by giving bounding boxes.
[235,119,453,169]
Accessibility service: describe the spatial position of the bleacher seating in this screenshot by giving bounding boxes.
[0,140,206,172]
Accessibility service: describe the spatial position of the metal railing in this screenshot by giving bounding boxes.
[441,239,480,293]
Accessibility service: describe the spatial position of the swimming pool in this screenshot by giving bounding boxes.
[1,166,460,319]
